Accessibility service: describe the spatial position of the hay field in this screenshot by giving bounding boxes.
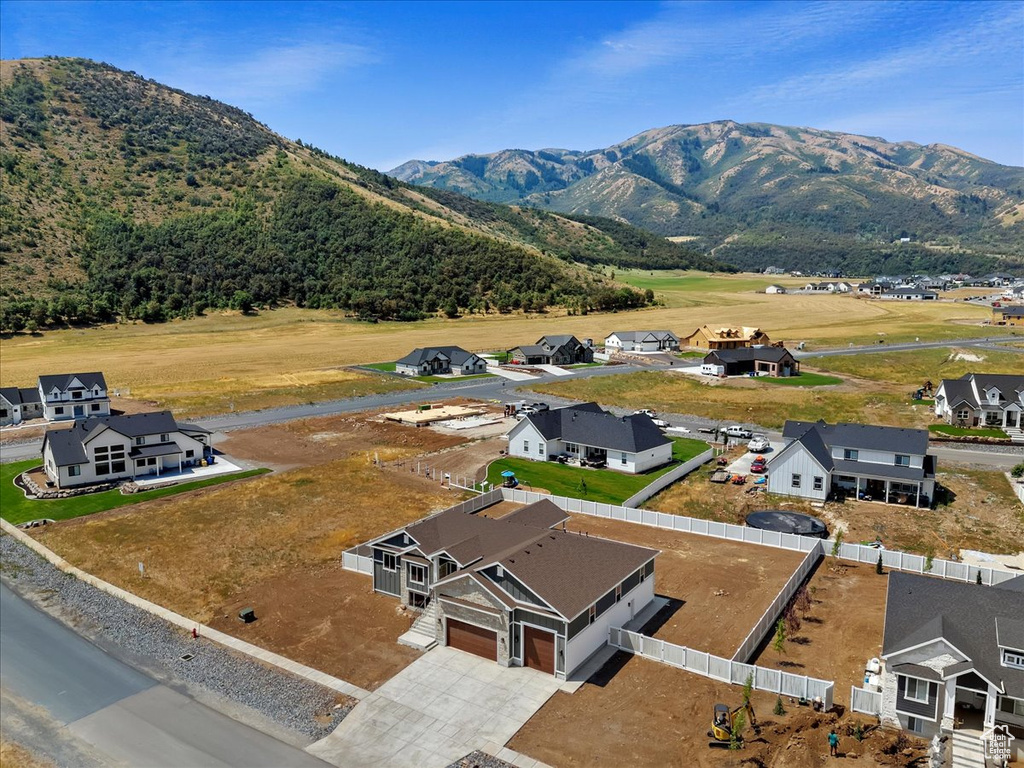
[0,273,993,413]
[811,346,1024,385]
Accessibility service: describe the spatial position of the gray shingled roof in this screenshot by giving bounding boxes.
[883,572,1024,697]
[396,346,481,367]
[705,347,795,364]
[539,335,578,347]
[938,374,1024,411]
[1000,305,1024,317]
[0,387,41,406]
[37,372,107,392]
[510,344,548,357]
[501,500,569,529]
[395,348,450,366]
[783,420,929,455]
[523,403,671,454]
[607,331,677,342]
[43,411,185,467]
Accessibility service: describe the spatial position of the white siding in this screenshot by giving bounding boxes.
[507,420,547,461]
[564,577,654,676]
[767,445,829,501]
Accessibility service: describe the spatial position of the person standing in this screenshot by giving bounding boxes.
[828,729,839,757]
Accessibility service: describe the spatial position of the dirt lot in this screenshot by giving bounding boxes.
[753,561,889,707]
[509,652,926,768]
[563,514,806,656]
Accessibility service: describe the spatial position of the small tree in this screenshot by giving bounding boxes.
[924,550,934,573]
[729,710,745,750]
[577,477,588,497]
[774,696,786,716]
[876,552,884,575]
[852,723,864,742]
[1011,462,1024,478]
[976,570,983,585]
[785,606,801,635]
[773,617,787,656]
[831,529,844,559]
[742,673,754,706]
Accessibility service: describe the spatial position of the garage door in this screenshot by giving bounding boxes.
[523,625,556,675]
[446,619,497,661]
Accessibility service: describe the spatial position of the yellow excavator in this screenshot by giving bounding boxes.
[709,701,757,745]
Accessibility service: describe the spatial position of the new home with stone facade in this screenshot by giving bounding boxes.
[367,498,658,680]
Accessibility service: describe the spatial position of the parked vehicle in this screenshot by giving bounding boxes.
[724,425,753,439]
[521,403,549,415]
[634,409,657,417]
[651,418,670,428]
[747,435,770,452]
[698,427,718,435]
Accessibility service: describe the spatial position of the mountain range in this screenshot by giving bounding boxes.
[0,58,726,332]
[391,122,1024,273]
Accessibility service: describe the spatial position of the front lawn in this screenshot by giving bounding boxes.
[0,459,270,525]
[758,372,843,386]
[485,437,708,504]
[364,362,397,372]
[928,424,1009,439]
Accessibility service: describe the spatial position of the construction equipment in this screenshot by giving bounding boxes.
[709,700,757,745]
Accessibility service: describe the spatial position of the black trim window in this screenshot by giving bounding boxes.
[90,403,101,411]
[813,476,823,491]
[186,450,194,458]
[791,473,801,488]
[68,465,81,477]
[588,605,596,625]
[621,452,628,465]
[96,463,110,475]
[383,553,397,571]
[136,437,145,446]
[844,449,858,461]
[55,406,64,415]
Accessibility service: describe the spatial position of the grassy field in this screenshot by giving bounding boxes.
[0,459,269,525]
[810,346,1024,386]
[1,273,998,417]
[929,425,1009,438]
[759,372,843,386]
[532,371,919,429]
[485,437,708,504]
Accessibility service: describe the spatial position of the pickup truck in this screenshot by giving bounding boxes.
[723,425,753,439]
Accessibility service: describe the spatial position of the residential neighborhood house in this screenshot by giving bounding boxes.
[700,347,800,378]
[764,284,787,294]
[507,402,673,474]
[42,411,212,489]
[37,372,111,421]
[768,420,935,507]
[933,374,1023,435]
[879,571,1024,749]
[680,325,772,350]
[508,335,594,366]
[395,347,488,377]
[368,498,659,680]
[879,288,938,301]
[0,386,43,427]
[603,330,680,353]
[994,306,1024,327]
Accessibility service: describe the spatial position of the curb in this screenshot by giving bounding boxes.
[0,518,369,701]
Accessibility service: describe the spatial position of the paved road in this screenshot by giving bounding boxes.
[0,583,331,768]
[795,334,1022,359]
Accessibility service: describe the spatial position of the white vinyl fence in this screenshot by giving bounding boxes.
[342,550,372,574]
[622,449,714,508]
[850,686,883,716]
[732,545,821,662]
[611,628,834,711]
[448,487,503,514]
[827,541,1018,587]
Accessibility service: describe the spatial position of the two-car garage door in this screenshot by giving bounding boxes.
[446,619,497,661]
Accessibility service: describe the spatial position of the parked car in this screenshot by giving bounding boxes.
[634,409,657,417]
[651,418,670,428]
[724,425,753,439]
[521,403,549,415]
[747,435,771,452]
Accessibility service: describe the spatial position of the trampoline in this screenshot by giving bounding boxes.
[745,510,828,538]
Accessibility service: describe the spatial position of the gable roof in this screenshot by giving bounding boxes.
[783,419,929,456]
[883,572,1024,697]
[687,325,766,342]
[521,403,671,454]
[539,335,580,347]
[705,347,795,364]
[999,305,1024,317]
[43,411,186,467]
[937,374,1024,411]
[38,372,107,392]
[606,330,678,342]
[0,387,41,406]
[396,347,451,366]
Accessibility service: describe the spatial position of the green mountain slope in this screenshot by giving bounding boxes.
[0,58,724,331]
[391,121,1024,273]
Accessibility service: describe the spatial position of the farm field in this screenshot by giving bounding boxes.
[509,651,923,768]
[809,345,1024,386]
[484,436,708,505]
[752,561,889,708]
[0,272,997,417]
[561,513,805,656]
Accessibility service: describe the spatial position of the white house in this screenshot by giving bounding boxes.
[42,411,212,489]
[394,347,488,377]
[765,285,787,294]
[506,402,673,474]
[767,420,935,507]
[603,330,680,353]
[879,288,938,301]
[37,372,111,421]
[933,374,1023,435]
[0,387,43,426]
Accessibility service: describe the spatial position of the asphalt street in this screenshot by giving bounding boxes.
[0,583,331,768]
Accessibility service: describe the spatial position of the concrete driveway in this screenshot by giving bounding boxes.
[726,441,784,475]
[308,647,561,768]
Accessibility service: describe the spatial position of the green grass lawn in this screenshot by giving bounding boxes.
[928,425,1009,439]
[0,459,270,525]
[485,437,708,504]
[364,362,397,372]
[364,361,493,383]
[675,351,705,359]
[758,372,843,386]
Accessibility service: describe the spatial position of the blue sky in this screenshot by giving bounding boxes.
[2,1,1022,168]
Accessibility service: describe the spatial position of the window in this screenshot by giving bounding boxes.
[160,434,169,442]
[1004,650,1024,669]
[0,409,7,418]
[588,605,596,625]
[136,437,145,446]
[538,443,544,456]
[523,441,529,453]
[956,409,970,421]
[54,406,64,415]
[94,445,109,457]
[136,459,146,468]
[185,450,194,458]
[791,473,801,488]
[68,465,81,477]
[621,452,628,465]
[843,449,859,461]
[813,476,824,491]
[90,403,101,411]
[96,463,110,476]
[615,584,622,602]
[906,716,922,734]
[894,454,911,467]
[998,696,1024,717]
[904,677,930,703]
[408,564,426,585]
[111,461,126,474]
[382,553,397,571]
[72,390,83,400]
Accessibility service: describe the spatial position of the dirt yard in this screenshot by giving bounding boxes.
[563,514,806,656]
[753,561,889,707]
[509,652,926,768]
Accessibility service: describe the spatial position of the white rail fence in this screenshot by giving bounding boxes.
[611,628,834,711]
[622,449,714,508]
[498,489,1017,586]
[732,546,821,663]
[850,686,883,716]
